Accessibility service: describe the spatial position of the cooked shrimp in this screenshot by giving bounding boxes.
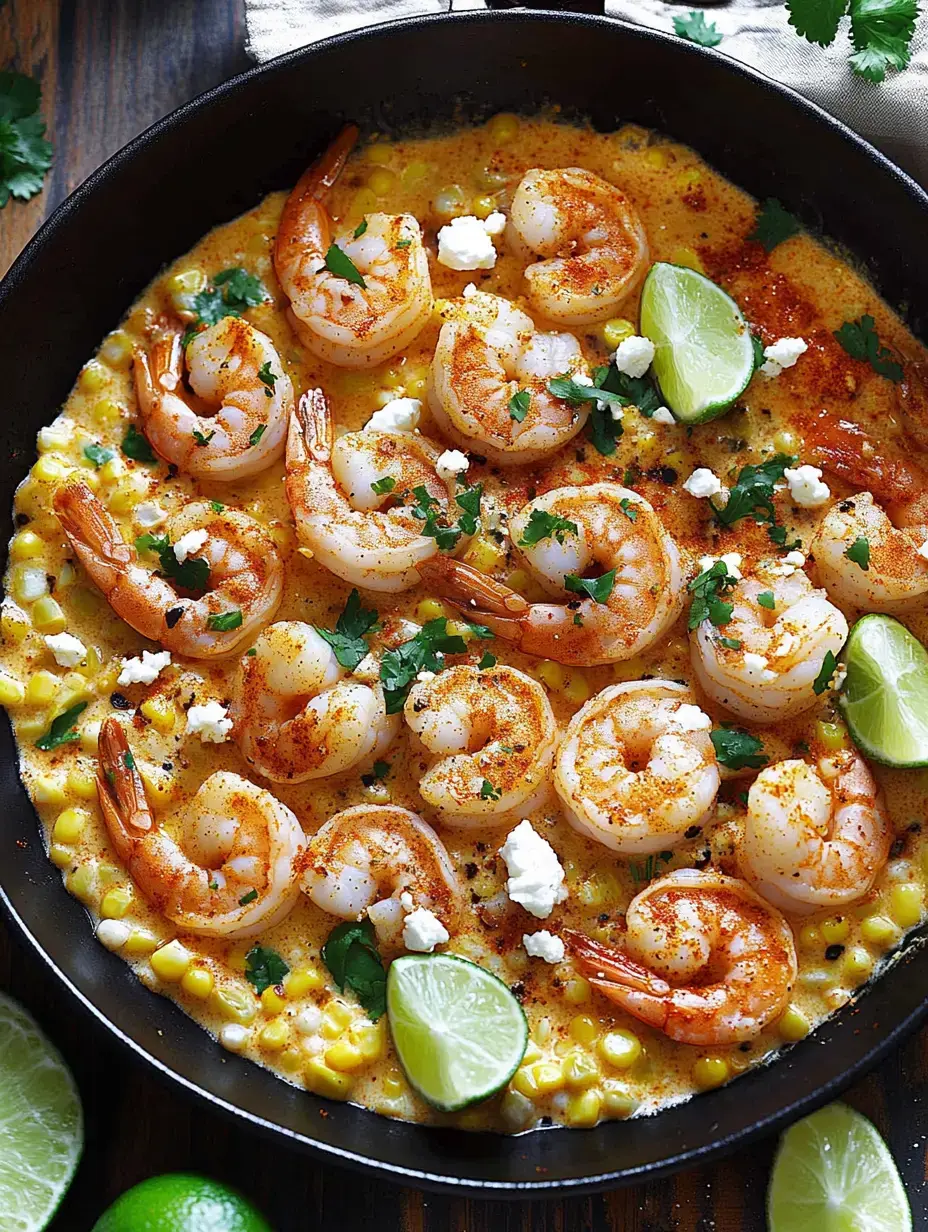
[565,869,797,1045]
[427,289,591,466]
[54,482,282,658]
[133,317,293,480]
[285,389,464,593]
[301,805,460,944]
[404,663,557,826]
[233,620,398,783]
[808,414,928,610]
[274,125,432,368]
[554,681,719,855]
[740,751,891,915]
[421,484,685,667]
[690,570,848,723]
[97,718,305,938]
[508,167,649,326]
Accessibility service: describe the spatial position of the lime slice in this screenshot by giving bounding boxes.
[92,1173,271,1232]
[639,261,755,423]
[840,613,928,767]
[386,953,527,1112]
[0,992,83,1232]
[767,1102,911,1232]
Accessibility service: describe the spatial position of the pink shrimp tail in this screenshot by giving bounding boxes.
[96,717,154,866]
[564,929,673,1031]
[417,556,529,618]
[54,482,134,571]
[805,411,919,504]
[295,388,332,464]
[275,124,359,271]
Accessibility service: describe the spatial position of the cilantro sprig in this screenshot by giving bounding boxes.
[244,945,289,995]
[845,535,871,570]
[688,560,737,630]
[121,424,157,464]
[748,199,802,252]
[35,701,87,751]
[0,72,53,208]
[315,589,380,671]
[564,570,617,604]
[710,453,799,549]
[786,0,918,82]
[379,618,492,714]
[405,482,482,552]
[673,10,722,46]
[813,650,840,695]
[519,509,579,547]
[509,390,531,422]
[323,243,366,287]
[188,267,269,332]
[135,532,210,592]
[834,314,903,382]
[710,728,768,770]
[321,919,385,1020]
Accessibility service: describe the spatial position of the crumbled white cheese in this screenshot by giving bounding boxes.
[415,670,436,684]
[761,336,808,377]
[117,649,172,687]
[462,282,478,299]
[683,468,722,499]
[483,211,507,236]
[522,931,566,964]
[96,919,130,950]
[785,550,806,568]
[17,566,48,602]
[670,703,712,732]
[134,502,168,529]
[572,373,595,387]
[402,907,450,953]
[698,552,743,580]
[500,819,568,920]
[918,539,928,561]
[365,398,421,433]
[784,465,830,509]
[652,407,675,425]
[833,662,848,690]
[743,652,776,682]
[608,404,625,423]
[435,449,470,481]
[437,215,499,271]
[173,528,208,564]
[44,632,86,667]
[186,700,233,743]
[399,891,415,913]
[612,335,655,379]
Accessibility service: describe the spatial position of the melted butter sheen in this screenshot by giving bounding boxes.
[4,115,928,1132]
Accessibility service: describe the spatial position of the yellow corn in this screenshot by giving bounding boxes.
[75,645,102,678]
[2,605,31,644]
[562,673,590,705]
[100,330,134,368]
[433,185,468,219]
[16,716,46,742]
[676,167,702,192]
[261,986,287,1014]
[65,864,95,904]
[80,721,102,755]
[53,808,87,844]
[351,1021,386,1062]
[777,1005,810,1042]
[816,720,849,752]
[889,882,923,929]
[644,146,672,169]
[325,1039,367,1072]
[601,1079,637,1119]
[304,1058,354,1100]
[123,930,159,957]
[181,967,215,1000]
[165,267,207,312]
[364,143,392,165]
[470,194,496,219]
[100,886,133,920]
[321,1005,352,1039]
[860,914,898,947]
[0,672,25,706]
[415,598,449,624]
[486,113,519,143]
[31,597,66,634]
[773,429,802,454]
[563,977,591,1006]
[49,844,73,869]
[401,160,429,187]
[797,923,822,950]
[32,776,66,806]
[67,768,96,805]
[598,1029,642,1070]
[564,1087,603,1128]
[98,457,124,484]
[9,530,43,561]
[92,398,124,428]
[279,1048,303,1074]
[32,455,70,484]
[139,696,175,733]
[535,660,566,692]
[670,246,705,273]
[97,862,121,888]
[820,916,850,945]
[520,1042,543,1068]
[367,168,397,197]
[843,946,874,983]
[382,1067,406,1098]
[349,188,378,218]
[463,534,506,575]
[259,1019,290,1052]
[561,1051,600,1091]
[210,984,257,1025]
[568,1015,598,1046]
[227,943,249,973]
[692,1056,729,1090]
[150,939,193,982]
[11,564,48,605]
[601,318,635,349]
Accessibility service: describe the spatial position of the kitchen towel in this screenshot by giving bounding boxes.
[244,0,928,186]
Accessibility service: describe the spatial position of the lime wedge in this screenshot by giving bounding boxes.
[840,614,928,767]
[639,261,755,423]
[0,993,83,1231]
[767,1102,911,1232]
[386,953,527,1112]
[92,1173,271,1232]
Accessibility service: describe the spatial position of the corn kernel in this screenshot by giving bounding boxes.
[227,943,249,973]
[33,775,66,806]
[350,187,378,219]
[16,716,46,742]
[777,1005,810,1042]
[568,1014,598,1046]
[889,882,923,929]
[471,194,497,219]
[536,660,566,692]
[676,167,702,192]
[166,267,207,313]
[564,977,591,1006]
[0,672,25,707]
[66,864,95,904]
[463,534,506,574]
[100,330,133,368]
[10,530,43,561]
[100,886,133,919]
[79,721,102,755]
[511,1067,538,1098]
[382,1067,406,1098]
[598,1028,642,1070]
[150,939,193,982]
[602,1079,637,1118]
[671,246,705,273]
[860,914,898,947]
[486,112,519,143]
[140,696,175,733]
[692,1056,729,1090]
[368,168,397,197]
[11,564,48,604]
[365,142,393,165]
[2,604,31,645]
[259,1018,290,1052]
[304,1058,354,1100]
[351,1021,386,1062]
[520,1042,543,1067]
[562,672,590,705]
[124,930,159,957]
[98,458,124,485]
[75,646,102,678]
[773,429,802,454]
[49,844,72,869]
[261,985,287,1014]
[564,1087,602,1128]
[530,1062,565,1095]
[644,146,672,169]
[433,184,468,220]
[843,946,874,983]
[92,398,124,428]
[820,916,850,945]
[321,1002,352,1038]
[415,598,449,624]
[181,967,215,999]
[53,808,87,844]
[211,984,257,1024]
[816,720,849,751]
[31,597,66,634]
[325,1039,366,1071]
[562,1051,600,1091]
[279,1047,303,1074]
[32,455,70,484]
[798,923,822,950]
[402,160,429,188]
[602,318,635,350]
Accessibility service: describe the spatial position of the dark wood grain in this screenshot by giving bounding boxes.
[2,2,928,1228]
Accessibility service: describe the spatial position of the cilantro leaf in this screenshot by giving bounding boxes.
[509,389,531,422]
[323,243,366,287]
[748,199,802,252]
[406,482,482,552]
[629,851,673,887]
[548,375,625,408]
[244,945,289,995]
[0,72,41,121]
[519,509,579,547]
[207,610,243,632]
[361,759,391,787]
[35,701,87,751]
[757,591,776,610]
[135,532,210,592]
[380,618,470,714]
[321,919,386,1020]
[371,476,396,495]
[600,367,662,417]
[209,500,225,512]
[848,0,917,81]
[564,570,617,604]
[673,10,723,46]
[710,728,767,770]
[813,649,839,695]
[751,334,766,373]
[0,73,52,208]
[478,652,497,669]
[619,498,638,522]
[711,453,795,531]
[121,424,157,464]
[588,403,622,456]
[315,588,380,670]
[480,779,501,801]
[192,428,215,447]
[239,889,258,905]
[845,536,871,570]
[786,0,848,44]
[248,424,267,447]
[834,314,903,381]
[718,635,742,650]
[83,443,115,469]
[191,267,268,328]
[688,560,737,630]
[257,361,278,391]
[353,219,368,239]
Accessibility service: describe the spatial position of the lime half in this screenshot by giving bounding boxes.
[386,953,527,1112]
[92,1173,271,1232]
[640,261,755,423]
[768,1102,911,1232]
[0,992,83,1232]
[840,613,928,767]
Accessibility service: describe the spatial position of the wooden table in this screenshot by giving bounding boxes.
[2,2,927,1228]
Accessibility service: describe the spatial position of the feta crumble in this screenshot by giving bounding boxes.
[652,407,675,425]
[760,337,808,377]
[186,700,233,743]
[44,632,87,667]
[670,703,712,732]
[500,819,568,920]
[134,502,168,529]
[612,335,655,379]
[784,465,830,509]
[365,398,421,433]
[683,467,722,499]
[435,449,470,481]
[743,652,776,682]
[437,215,500,271]
[483,211,507,236]
[117,649,172,686]
[698,552,743,580]
[522,931,566,964]
[173,528,208,564]
[402,907,450,953]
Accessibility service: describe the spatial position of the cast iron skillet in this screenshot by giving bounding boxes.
[2,8,928,1196]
